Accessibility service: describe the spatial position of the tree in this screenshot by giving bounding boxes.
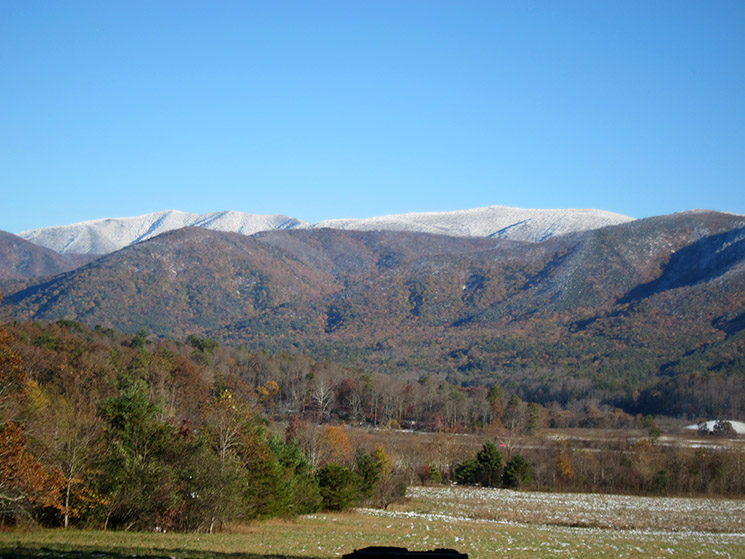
[310,366,338,421]
[239,424,287,520]
[201,390,254,531]
[417,463,442,485]
[0,327,28,419]
[454,441,505,487]
[556,453,574,488]
[319,424,352,465]
[503,454,532,488]
[476,441,504,487]
[355,449,381,502]
[317,463,359,511]
[256,380,279,415]
[166,430,236,532]
[371,446,406,509]
[268,435,321,515]
[527,402,541,435]
[96,380,181,530]
[454,457,480,486]
[0,420,65,523]
[26,382,101,528]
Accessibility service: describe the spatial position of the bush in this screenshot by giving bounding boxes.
[417,463,442,485]
[653,469,671,495]
[713,420,735,437]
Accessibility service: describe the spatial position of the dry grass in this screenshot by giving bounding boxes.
[2,486,744,558]
[402,485,745,532]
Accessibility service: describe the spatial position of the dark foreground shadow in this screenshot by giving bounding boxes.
[343,548,467,558]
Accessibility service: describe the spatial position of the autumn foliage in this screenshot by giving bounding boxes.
[0,318,742,530]
[0,421,65,519]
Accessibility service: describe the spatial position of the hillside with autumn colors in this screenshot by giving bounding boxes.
[2,210,745,418]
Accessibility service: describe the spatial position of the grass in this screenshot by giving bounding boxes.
[2,486,744,558]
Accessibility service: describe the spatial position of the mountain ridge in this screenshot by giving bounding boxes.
[3,210,745,417]
[0,230,96,281]
[17,205,634,254]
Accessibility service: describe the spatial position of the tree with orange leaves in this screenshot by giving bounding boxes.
[320,424,352,465]
[0,420,65,522]
[0,324,28,419]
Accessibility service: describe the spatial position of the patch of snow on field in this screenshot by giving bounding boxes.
[685,420,745,434]
[399,485,745,534]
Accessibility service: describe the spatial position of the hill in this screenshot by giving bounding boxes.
[0,231,96,296]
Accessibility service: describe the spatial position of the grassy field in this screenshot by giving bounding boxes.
[2,486,744,559]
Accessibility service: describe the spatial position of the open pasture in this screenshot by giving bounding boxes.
[2,486,743,559]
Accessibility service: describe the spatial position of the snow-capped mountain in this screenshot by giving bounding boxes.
[314,206,633,241]
[17,206,633,255]
[18,210,308,254]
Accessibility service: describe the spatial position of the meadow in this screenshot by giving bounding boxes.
[2,485,743,559]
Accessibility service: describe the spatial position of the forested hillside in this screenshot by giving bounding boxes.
[3,211,744,419]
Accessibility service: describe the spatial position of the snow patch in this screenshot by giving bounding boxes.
[684,420,745,435]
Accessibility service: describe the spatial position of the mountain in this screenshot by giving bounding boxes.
[17,206,633,255]
[0,230,95,286]
[314,205,632,241]
[17,210,308,255]
[4,210,745,417]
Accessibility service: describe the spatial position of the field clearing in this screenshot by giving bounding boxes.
[1,486,744,559]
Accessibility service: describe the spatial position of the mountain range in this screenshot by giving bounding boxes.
[2,205,745,417]
[16,206,633,254]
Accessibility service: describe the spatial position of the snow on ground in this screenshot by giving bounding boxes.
[685,420,745,435]
[396,485,745,534]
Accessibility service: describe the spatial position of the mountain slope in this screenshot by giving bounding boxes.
[0,230,95,283]
[5,227,335,336]
[5,209,744,362]
[5,210,745,419]
[17,205,633,255]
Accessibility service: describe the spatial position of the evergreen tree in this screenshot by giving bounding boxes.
[317,463,359,511]
[96,380,181,530]
[476,441,504,487]
[503,454,532,488]
[454,457,480,485]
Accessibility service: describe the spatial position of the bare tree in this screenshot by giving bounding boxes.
[310,365,338,421]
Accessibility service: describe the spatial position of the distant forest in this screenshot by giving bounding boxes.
[2,318,744,530]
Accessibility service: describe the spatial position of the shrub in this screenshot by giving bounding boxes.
[417,463,442,485]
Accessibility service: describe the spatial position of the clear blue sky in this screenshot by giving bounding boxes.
[1,0,744,233]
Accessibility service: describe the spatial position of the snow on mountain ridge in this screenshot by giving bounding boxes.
[314,206,633,242]
[17,206,634,254]
[18,210,310,254]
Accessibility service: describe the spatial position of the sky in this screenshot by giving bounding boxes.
[1,0,744,233]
